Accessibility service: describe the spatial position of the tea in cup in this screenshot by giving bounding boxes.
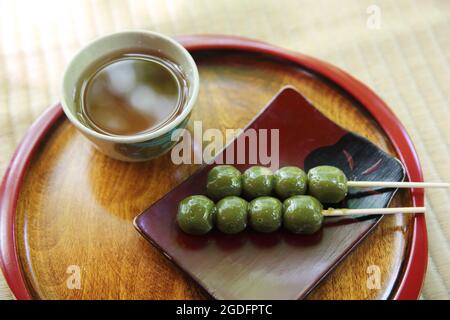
[61,30,199,161]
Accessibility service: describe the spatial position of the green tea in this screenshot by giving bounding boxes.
[77,53,187,136]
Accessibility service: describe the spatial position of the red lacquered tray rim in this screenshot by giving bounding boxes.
[0,35,427,300]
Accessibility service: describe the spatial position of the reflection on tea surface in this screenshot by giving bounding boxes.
[78,54,187,136]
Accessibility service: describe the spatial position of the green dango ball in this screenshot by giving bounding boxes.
[177,195,216,235]
[248,196,282,233]
[216,196,248,234]
[274,166,307,199]
[283,195,323,234]
[242,166,274,199]
[307,165,348,204]
[206,165,242,201]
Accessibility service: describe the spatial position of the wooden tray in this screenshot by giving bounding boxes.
[0,35,427,300]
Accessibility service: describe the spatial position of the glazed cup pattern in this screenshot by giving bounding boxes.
[61,30,199,162]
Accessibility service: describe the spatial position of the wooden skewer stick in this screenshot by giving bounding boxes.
[347,181,450,188]
[322,206,425,217]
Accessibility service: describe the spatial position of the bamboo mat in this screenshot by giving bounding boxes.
[0,0,449,300]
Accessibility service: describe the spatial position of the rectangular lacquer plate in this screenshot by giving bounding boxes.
[134,87,404,300]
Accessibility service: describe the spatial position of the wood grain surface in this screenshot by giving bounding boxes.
[14,51,413,299]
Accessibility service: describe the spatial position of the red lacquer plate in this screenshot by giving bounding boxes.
[134,87,407,299]
[0,35,427,300]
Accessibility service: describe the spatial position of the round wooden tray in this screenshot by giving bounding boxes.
[0,35,427,300]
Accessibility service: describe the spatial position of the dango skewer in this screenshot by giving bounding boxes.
[176,194,427,236]
[206,164,449,204]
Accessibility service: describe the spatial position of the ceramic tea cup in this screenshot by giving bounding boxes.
[61,30,199,162]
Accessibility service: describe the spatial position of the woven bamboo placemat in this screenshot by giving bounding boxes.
[0,0,449,300]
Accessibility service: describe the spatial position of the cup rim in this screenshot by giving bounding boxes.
[60,30,199,143]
